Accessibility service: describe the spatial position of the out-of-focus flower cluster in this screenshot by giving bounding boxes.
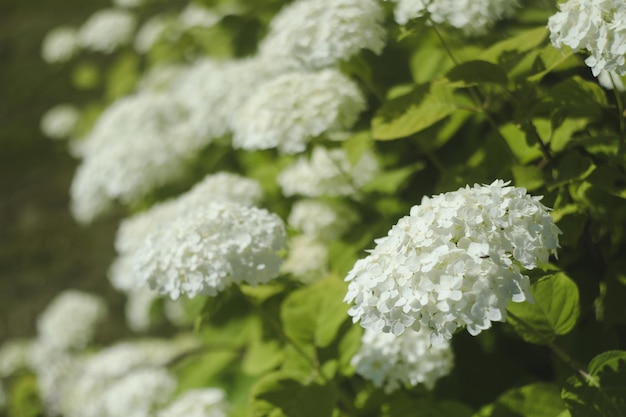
[345,180,560,344]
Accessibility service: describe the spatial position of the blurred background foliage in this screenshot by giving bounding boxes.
[0,0,130,344]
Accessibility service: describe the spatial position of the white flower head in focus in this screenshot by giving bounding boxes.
[36,290,107,351]
[548,0,626,76]
[344,180,560,344]
[41,26,78,63]
[41,104,79,140]
[278,146,378,198]
[597,70,626,91]
[78,8,136,53]
[233,69,366,154]
[70,91,193,223]
[133,201,287,299]
[158,388,229,417]
[391,0,519,35]
[259,0,386,69]
[352,327,454,392]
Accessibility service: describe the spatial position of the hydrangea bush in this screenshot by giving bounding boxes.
[3,0,626,416]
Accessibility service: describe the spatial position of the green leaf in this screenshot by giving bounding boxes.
[551,152,596,187]
[480,27,548,64]
[410,44,455,84]
[362,163,425,194]
[550,204,587,248]
[372,82,463,140]
[242,323,284,375]
[499,123,543,164]
[280,275,349,348]
[511,165,544,191]
[539,76,608,119]
[446,60,508,86]
[385,393,473,417]
[562,351,626,417]
[507,273,580,344]
[249,373,338,417]
[106,52,139,100]
[474,382,566,417]
[528,46,578,82]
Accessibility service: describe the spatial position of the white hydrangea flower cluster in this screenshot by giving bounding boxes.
[391,0,519,35]
[178,3,221,29]
[133,201,287,299]
[41,26,78,63]
[0,339,30,377]
[344,180,560,344]
[259,0,386,69]
[40,104,79,140]
[78,8,136,53]
[134,15,170,54]
[233,69,366,154]
[288,199,358,241]
[158,388,229,417]
[548,0,626,76]
[278,147,378,198]
[352,327,454,392]
[36,290,107,351]
[70,91,192,223]
[113,0,145,8]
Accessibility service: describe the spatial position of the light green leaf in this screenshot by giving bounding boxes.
[249,373,338,417]
[511,165,544,191]
[242,324,284,375]
[499,123,543,164]
[562,351,626,417]
[362,163,425,194]
[446,60,508,86]
[507,273,580,344]
[480,27,548,64]
[528,46,578,82]
[474,382,566,417]
[280,275,349,348]
[372,82,462,140]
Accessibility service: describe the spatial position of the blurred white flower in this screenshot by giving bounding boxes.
[69,91,192,223]
[288,199,358,241]
[233,69,366,154]
[133,201,287,299]
[281,235,329,282]
[125,286,160,332]
[548,0,626,76]
[178,3,221,29]
[259,0,386,68]
[113,0,144,8]
[352,327,454,392]
[135,15,170,53]
[344,180,560,344]
[41,26,78,63]
[0,339,30,377]
[40,104,79,139]
[37,290,107,351]
[78,8,136,53]
[158,388,229,417]
[278,147,378,198]
[391,0,518,35]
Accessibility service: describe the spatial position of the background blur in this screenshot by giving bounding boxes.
[0,0,129,343]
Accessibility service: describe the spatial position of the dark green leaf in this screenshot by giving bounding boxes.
[474,382,566,417]
[562,351,626,417]
[446,60,508,86]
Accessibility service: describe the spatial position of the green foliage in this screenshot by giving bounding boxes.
[475,382,566,417]
[507,273,580,345]
[562,351,626,417]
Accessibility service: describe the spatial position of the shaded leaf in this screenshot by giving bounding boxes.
[474,382,566,417]
[446,60,508,86]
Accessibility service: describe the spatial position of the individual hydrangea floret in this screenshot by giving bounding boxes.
[278,147,378,197]
[40,104,79,140]
[390,0,519,35]
[548,0,626,76]
[281,235,329,283]
[133,201,287,299]
[352,327,454,392]
[598,70,626,91]
[78,9,136,53]
[158,388,229,417]
[344,180,560,344]
[288,199,358,241]
[259,0,386,69]
[37,290,107,351]
[233,69,366,154]
[41,26,78,63]
[70,91,192,223]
